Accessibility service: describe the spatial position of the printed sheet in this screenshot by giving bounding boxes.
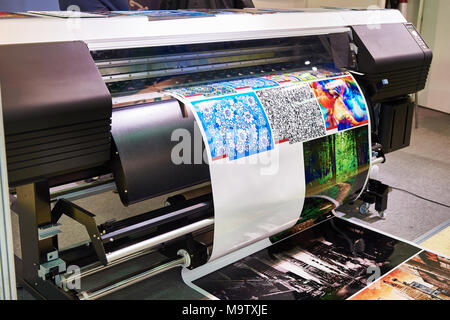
[167,70,372,296]
[188,218,421,300]
[351,250,450,300]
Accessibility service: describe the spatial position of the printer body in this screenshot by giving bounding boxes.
[0,9,431,299]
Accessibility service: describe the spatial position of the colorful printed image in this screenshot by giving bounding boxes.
[310,76,368,131]
[169,83,236,98]
[270,197,334,243]
[221,77,279,90]
[304,125,370,202]
[285,71,318,82]
[193,218,420,300]
[28,11,107,18]
[111,10,214,17]
[272,125,370,243]
[256,84,325,144]
[258,9,305,13]
[183,9,247,15]
[264,74,301,84]
[351,251,450,300]
[230,9,277,15]
[192,93,274,161]
[311,68,347,79]
[270,126,370,243]
[0,12,34,19]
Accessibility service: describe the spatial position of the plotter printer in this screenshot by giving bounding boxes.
[0,9,431,299]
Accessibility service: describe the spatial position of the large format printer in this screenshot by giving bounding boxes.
[0,9,432,300]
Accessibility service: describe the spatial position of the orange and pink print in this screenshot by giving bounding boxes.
[310,76,369,132]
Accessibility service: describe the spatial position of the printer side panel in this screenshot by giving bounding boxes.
[0,41,112,186]
[352,23,432,101]
[351,23,432,154]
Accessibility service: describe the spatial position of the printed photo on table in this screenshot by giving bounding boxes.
[193,218,421,300]
[351,251,450,300]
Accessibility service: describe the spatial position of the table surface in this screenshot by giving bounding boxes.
[420,226,450,257]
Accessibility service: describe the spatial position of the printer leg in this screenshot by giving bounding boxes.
[15,181,70,299]
[359,179,389,218]
[414,92,420,129]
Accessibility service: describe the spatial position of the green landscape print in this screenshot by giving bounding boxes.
[271,125,370,243]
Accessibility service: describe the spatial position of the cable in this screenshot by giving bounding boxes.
[391,187,450,209]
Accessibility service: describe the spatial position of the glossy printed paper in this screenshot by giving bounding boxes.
[170,71,369,264]
[351,250,450,300]
[190,218,420,300]
[310,76,369,132]
[255,84,325,144]
[191,92,274,161]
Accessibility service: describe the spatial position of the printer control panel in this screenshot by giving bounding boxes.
[405,23,429,51]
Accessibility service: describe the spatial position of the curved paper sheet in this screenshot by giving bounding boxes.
[169,71,370,265]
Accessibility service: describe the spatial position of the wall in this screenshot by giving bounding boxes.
[254,0,420,24]
[254,1,448,114]
[253,0,384,9]
[0,0,58,11]
[406,0,420,26]
[418,0,450,114]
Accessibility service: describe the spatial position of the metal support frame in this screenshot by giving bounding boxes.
[16,182,56,281]
[52,196,214,266]
[50,177,116,203]
[0,84,17,300]
[14,181,72,299]
[414,92,420,129]
[14,191,212,299]
[52,199,107,265]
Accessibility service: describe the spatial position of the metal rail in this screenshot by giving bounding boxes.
[106,218,214,263]
[77,251,189,300]
[96,44,300,68]
[59,211,214,290]
[50,177,116,202]
[58,247,158,291]
[0,84,17,300]
[103,55,308,83]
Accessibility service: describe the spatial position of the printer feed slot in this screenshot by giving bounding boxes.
[91,33,351,97]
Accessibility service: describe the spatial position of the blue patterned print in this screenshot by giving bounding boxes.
[265,74,301,83]
[112,10,214,17]
[192,93,274,161]
[170,83,237,98]
[221,77,279,90]
[286,72,318,82]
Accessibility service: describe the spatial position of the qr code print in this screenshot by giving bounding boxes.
[256,84,326,144]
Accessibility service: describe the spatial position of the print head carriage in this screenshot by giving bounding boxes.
[310,76,369,131]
